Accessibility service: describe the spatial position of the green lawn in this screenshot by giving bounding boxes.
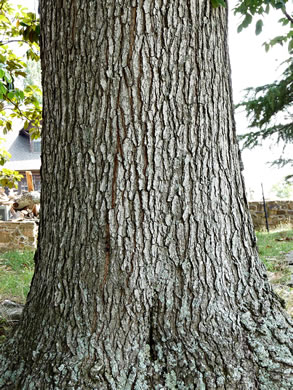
[256,229,293,275]
[256,229,293,316]
[0,251,34,303]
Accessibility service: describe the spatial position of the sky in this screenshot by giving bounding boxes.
[228,4,293,200]
[9,0,293,200]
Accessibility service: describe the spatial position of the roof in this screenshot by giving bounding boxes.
[1,126,41,172]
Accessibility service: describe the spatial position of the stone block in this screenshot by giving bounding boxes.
[0,232,12,243]
[276,210,286,215]
[0,221,38,250]
[268,210,278,215]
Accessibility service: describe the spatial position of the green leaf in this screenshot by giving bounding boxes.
[237,25,243,33]
[27,12,36,20]
[7,91,14,100]
[264,43,270,52]
[5,121,11,130]
[18,90,24,100]
[0,14,9,23]
[255,19,263,35]
[15,71,27,77]
[0,83,7,95]
[243,14,253,28]
[211,0,226,8]
[275,1,285,9]
[279,17,289,26]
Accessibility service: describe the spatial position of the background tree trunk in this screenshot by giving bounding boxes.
[1,1,292,389]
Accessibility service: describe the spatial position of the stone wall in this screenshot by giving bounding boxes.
[249,200,293,230]
[0,221,38,251]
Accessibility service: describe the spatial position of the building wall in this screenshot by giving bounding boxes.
[249,200,293,230]
[0,221,38,251]
[18,170,41,194]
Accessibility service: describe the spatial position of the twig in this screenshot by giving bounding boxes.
[282,8,293,24]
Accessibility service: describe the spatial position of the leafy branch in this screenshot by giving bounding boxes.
[0,0,41,188]
[235,0,293,168]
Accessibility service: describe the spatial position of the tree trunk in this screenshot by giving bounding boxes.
[0,1,292,389]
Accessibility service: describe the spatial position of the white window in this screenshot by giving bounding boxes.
[32,140,41,153]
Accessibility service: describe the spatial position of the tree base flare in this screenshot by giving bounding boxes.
[1,304,292,390]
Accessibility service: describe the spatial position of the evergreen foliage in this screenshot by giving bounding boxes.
[234,0,293,167]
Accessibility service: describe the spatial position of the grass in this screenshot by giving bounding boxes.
[256,229,293,273]
[256,228,293,316]
[0,251,34,303]
[257,229,293,262]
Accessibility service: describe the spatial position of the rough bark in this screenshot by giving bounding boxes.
[0,1,292,389]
